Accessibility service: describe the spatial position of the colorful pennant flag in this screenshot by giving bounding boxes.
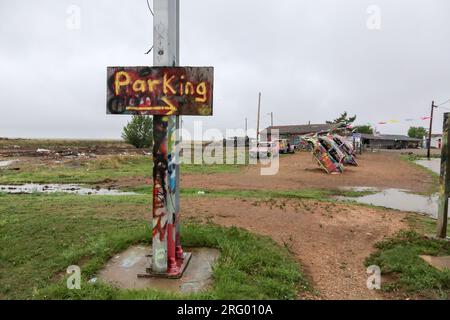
[376,116,430,125]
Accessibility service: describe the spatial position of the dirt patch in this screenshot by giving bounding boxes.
[180,152,433,193]
[179,197,408,300]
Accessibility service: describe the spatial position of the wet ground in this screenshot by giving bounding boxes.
[181,196,407,299]
[337,188,439,219]
[415,158,440,175]
[97,245,219,293]
[181,152,435,194]
[0,160,18,167]
[335,159,444,219]
[0,183,135,195]
[420,255,450,271]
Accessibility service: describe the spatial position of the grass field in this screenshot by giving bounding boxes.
[366,229,450,299]
[0,192,309,300]
[1,142,449,300]
[400,154,440,195]
[0,155,244,184]
[0,138,129,149]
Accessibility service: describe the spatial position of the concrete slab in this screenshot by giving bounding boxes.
[420,255,450,271]
[97,245,219,294]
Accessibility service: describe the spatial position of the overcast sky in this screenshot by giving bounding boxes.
[1,0,450,139]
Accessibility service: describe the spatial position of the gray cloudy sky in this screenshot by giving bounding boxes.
[1,0,450,139]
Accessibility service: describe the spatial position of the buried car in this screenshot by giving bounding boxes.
[329,134,358,166]
[302,136,344,174]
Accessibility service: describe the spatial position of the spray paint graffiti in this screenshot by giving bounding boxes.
[151,115,183,275]
[330,134,358,166]
[303,135,344,174]
[107,67,213,116]
[106,66,214,277]
[300,123,360,174]
[437,112,449,238]
[152,116,169,272]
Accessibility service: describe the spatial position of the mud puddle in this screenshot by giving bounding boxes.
[337,187,441,219]
[0,184,135,195]
[414,158,440,175]
[0,160,18,167]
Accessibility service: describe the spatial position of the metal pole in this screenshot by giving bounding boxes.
[256,92,261,144]
[437,112,449,239]
[152,0,182,275]
[427,101,436,160]
[245,117,248,134]
[270,112,273,127]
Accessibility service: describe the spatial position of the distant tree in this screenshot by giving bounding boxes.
[353,125,374,134]
[122,115,153,148]
[408,126,428,140]
[326,111,357,126]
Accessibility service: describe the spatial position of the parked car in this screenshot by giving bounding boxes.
[277,139,295,154]
[249,141,279,158]
[277,139,289,154]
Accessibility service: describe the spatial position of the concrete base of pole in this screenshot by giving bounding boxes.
[97,246,218,293]
[139,252,192,279]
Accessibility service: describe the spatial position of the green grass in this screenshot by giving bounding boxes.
[123,185,374,201]
[365,230,450,298]
[0,138,129,149]
[359,189,450,299]
[406,215,441,235]
[400,154,439,195]
[0,193,308,300]
[0,155,245,184]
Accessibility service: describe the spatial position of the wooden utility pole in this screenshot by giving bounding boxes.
[437,112,449,239]
[427,101,436,160]
[256,92,261,144]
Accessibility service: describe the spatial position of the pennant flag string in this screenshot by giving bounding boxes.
[376,116,431,125]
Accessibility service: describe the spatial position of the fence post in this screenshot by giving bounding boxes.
[437,112,449,238]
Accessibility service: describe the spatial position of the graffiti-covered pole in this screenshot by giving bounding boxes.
[152,0,182,275]
[437,112,449,239]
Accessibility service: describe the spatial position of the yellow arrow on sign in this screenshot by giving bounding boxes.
[126,97,178,115]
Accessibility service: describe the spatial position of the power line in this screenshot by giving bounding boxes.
[437,99,450,106]
[145,0,154,54]
[146,0,154,16]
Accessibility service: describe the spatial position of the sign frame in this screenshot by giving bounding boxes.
[107,66,213,116]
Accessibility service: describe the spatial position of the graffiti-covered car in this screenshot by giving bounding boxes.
[302,136,344,174]
[249,141,279,158]
[330,134,358,166]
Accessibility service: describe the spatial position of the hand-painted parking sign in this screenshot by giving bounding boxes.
[107,66,213,116]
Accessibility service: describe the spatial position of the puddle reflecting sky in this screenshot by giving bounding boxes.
[0,184,135,195]
[415,158,440,175]
[337,188,439,219]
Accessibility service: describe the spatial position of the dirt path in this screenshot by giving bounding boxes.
[181,152,434,193]
[181,197,408,300]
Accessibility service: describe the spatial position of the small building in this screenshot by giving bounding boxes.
[360,134,422,149]
[423,134,442,149]
[260,124,335,145]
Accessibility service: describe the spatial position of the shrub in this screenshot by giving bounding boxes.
[121,115,153,149]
